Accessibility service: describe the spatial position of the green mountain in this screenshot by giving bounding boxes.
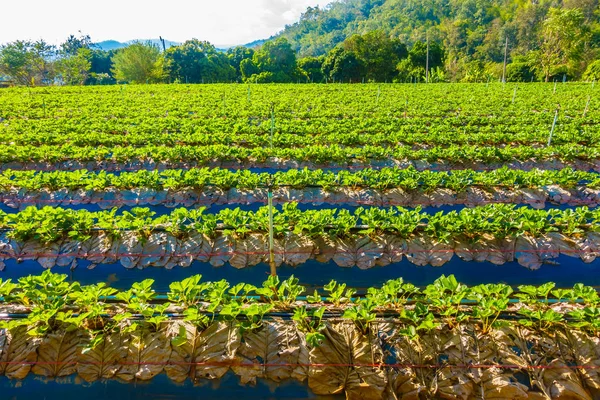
[278,0,599,72]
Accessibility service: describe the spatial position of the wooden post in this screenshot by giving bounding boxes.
[42,98,46,118]
[512,86,517,104]
[426,35,430,84]
[553,81,557,94]
[247,86,251,103]
[270,103,275,148]
[502,37,508,84]
[376,86,381,106]
[547,109,559,147]
[267,187,276,276]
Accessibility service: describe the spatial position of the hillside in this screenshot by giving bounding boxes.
[278,0,599,64]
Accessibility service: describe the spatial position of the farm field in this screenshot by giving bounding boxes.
[1,83,600,400]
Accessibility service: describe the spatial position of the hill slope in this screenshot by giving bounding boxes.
[278,0,599,64]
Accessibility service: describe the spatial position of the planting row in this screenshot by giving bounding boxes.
[3,183,599,210]
[1,84,592,119]
[0,271,598,399]
[1,229,598,270]
[1,168,599,210]
[2,321,598,399]
[2,167,598,191]
[1,204,599,244]
[1,204,600,269]
[1,144,600,168]
[2,125,596,147]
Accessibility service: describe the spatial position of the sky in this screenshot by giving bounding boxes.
[0,0,336,47]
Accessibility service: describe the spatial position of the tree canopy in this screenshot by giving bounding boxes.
[111,42,166,84]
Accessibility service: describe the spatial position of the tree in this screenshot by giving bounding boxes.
[396,40,445,81]
[322,47,365,82]
[342,31,407,81]
[534,7,589,81]
[89,49,116,85]
[506,55,536,82]
[0,40,55,85]
[111,42,166,83]
[583,59,600,80]
[55,48,92,85]
[240,58,259,80]
[227,46,255,81]
[61,32,94,56]
[165,39,235,83]
[298,56,325,82]
[242,38,301,83]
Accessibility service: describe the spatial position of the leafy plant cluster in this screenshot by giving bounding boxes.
[4,122,598,148]
[1,203,599,244]
[2,143,600,166]
[1,83,592,120]
[0,82,598,166]
[1,166,597,192]
[0,271,598,351]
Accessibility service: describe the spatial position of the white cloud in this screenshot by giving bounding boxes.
[0,0,336,47]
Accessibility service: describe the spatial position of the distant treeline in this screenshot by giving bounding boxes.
[1,1,600,86]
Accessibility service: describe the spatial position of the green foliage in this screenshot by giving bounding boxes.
[0,40,55,85]
[279,0,600,81]
[506,56,536,82]
[56,48,92,86]
[535,7,590,82]
[227,46,255,81]
[298,56,325,82]
[242,38,301,83]
[2,203,600,244]
[342,30,407,81]
[322,47,365,82]
[1,271,599,342]
[165,39,235,83]
[583,59,600,81]
[396,40,445,82]
[111,42,166,84]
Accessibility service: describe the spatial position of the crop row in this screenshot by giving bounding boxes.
[2,120,594,147]
[0,272,598,400]
[2,144,600,167]
[1,205,600,270]
[1,167,597,191]
[1,168,599,210]
[1,271,598,336]
[0,84,594,120]
[2,204,599,243]
[2,185,596,210]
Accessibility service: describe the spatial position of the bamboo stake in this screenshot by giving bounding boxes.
[583,95,591,118]
[502,37,508,84]
[426,35,430,84]
[547,109,559,147]
[267,187,276,276]
[270,103,275,148]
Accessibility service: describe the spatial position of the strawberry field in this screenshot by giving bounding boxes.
[0,83,599,399]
